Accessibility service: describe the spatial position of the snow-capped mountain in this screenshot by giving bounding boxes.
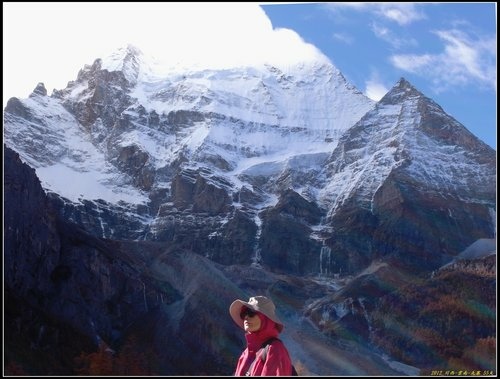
[4,45,374,233]
[4,44,496,376]
[4,44,495,276]
[319,77,496,213]
[315,78,495,272]
[4,45,374,201]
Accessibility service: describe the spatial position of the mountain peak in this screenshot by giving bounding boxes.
[101,44,144,84]
[124,43,143,57]
[379,77,423,105]
[395,77,412,88]
[30,82,47,97]
[103,44,144,62]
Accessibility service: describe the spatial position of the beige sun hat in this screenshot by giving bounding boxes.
[229,296,284,332]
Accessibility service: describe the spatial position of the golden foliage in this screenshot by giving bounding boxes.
[74,335,158,375]
[74,341,113,375]
[448,337,496,372]
[371,264,495,371]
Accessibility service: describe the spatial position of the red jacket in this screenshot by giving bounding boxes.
[234,314,292,376]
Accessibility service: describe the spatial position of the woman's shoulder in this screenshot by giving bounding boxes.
[265,337,290,354]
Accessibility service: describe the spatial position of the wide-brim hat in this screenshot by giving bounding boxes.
[229,296,284,332]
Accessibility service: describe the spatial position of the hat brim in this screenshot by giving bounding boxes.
[229,299,284,332]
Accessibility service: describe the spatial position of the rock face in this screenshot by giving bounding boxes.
[4,147,61,300]
[259,189,324,275]
[3,146,243,375]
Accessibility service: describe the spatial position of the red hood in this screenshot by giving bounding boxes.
[244,313,280,353]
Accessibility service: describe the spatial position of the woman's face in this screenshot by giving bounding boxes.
[241,309,262,333]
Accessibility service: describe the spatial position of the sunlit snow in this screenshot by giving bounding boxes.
[37,163,147,204]
[4,93,148,204]
[4,45,376,210]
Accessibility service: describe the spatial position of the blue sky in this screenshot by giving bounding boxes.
[4,2,496,149]
[262,3,497,149]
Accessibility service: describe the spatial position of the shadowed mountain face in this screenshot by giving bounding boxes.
[3,46,496,375]
[3,139,496,375]
[4,146,407,375]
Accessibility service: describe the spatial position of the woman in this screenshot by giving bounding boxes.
[229,295,293,376]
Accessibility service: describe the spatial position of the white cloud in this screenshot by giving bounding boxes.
[376,3,425,26]
[364,71,389,101]
[3,2,328,105]
[324,3,425,25]
[390,28,496,92]
[436,30,495,85]
[390,54,433,72]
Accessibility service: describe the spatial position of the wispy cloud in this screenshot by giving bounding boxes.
[323,3,425,25]
[324,3,422,49]
[376,3,426,26]
[390,29,496,92]
[332,32,354,45]
[390,54,433,72]
[371,22,418,49]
